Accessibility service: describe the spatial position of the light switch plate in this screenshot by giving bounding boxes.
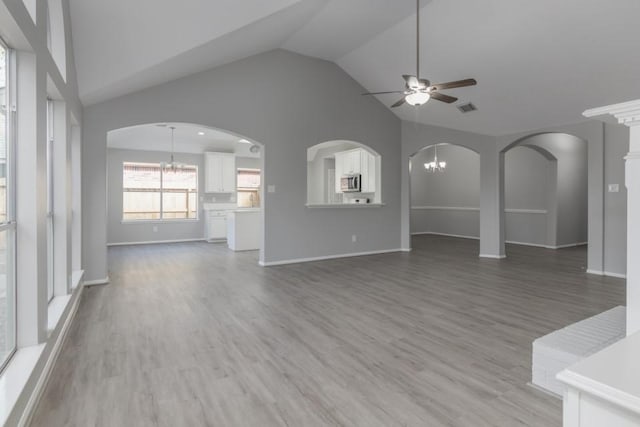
[608,184,620,193]
[267,185,276,193]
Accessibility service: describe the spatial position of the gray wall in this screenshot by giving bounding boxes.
[504,146,552,246]
[410,144,480,237]
[107,148,206,245]
[83,49,401,280]
[237,157,261,170]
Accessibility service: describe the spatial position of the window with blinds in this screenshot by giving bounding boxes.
[122,162,198,220]
[237,168,260,208]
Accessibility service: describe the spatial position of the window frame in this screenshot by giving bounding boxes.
[121,161,199,223]
[46,99,54,302]
[236,168,261,209]
[0,37,17,373]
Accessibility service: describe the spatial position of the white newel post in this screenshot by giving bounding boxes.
[555,102,640,427]
[584,100,640,335]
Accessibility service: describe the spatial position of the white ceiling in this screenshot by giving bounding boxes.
[107,123,261,157]
[71,0,640,136]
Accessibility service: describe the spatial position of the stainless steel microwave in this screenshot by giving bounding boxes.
[341,174,361,192]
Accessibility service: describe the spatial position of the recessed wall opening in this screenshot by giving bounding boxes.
[501,133,588,262]
[409,143,480,250]
[106,122,265,262]
[306,140,382,206]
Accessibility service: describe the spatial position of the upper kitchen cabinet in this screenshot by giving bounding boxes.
[334,148,376,193]
[307,140,382,207]
[205,152,236,193]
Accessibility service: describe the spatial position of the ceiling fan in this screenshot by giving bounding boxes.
[363,0,477,108]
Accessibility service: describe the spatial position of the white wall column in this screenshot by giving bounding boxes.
[15,51,48,346]
[52,101,71,296]
[585,100,640,335]
[479,150,506,258]
[71,124,82,272]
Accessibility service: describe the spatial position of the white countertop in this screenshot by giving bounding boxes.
[557,330,640,415]
[230,208,261,213]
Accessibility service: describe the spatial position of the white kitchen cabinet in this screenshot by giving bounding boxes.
[205,152,236,193]
[206,210,227,240]
[334,148,376,193]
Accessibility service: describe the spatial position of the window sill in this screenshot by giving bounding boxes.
[47,295,72,334]
[120,219,200,224]
[305,203,385,208]
[71,270,84,291]
[0,344,45,426]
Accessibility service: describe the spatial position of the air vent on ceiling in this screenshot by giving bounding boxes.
[457,102,477,113]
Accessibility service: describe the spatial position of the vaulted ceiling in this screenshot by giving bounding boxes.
[69,0,640,136]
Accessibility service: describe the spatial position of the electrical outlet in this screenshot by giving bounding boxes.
[608,184,620,193]
[352,234,357,243]
[153,225,158,232]
[268,185,276,193]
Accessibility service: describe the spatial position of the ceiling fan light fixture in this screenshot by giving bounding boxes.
[405,91,430,106]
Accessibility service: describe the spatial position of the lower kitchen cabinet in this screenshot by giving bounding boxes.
[206,210,227,240]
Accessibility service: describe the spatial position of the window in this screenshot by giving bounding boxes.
[46,99,54,302]
[237,168,260,208]
[122,162,198,221]
[0,39,16,369]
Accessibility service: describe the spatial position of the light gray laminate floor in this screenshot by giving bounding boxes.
[31,235,625,426]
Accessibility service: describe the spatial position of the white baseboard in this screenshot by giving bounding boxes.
[411,231,480,240]
[400,248,412,252]
[505,240,548,248]
[479,253,507,259]
[83,276,110,286]
[505,240,588,250]
[587,269,627,279]
[107,238,206,247]
[553,242,588,249]
[18,284,84,427]
[259,248,404,267]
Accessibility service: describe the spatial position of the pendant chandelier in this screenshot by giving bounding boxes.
[161,126,184,173]
[424,145,446,172]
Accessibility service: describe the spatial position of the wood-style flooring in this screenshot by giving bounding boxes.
[31,235,625,426]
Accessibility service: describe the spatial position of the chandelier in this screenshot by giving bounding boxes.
[424,145,446,172]
[161,126,184,173]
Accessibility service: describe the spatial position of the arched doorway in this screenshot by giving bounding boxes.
[105,122,266,264]
[500,133,588,261]
[409,143,481,251]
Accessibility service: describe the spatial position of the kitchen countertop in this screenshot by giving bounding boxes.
[231,208,261,213]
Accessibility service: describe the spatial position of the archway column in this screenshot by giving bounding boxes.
[585,100,640,335]
[479,150,506,258]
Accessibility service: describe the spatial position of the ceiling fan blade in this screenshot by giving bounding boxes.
[402,74,420,89]
[430,92,458,104]
[362,91,405,96]
[430,78,477,91]
[391,97,406,108]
